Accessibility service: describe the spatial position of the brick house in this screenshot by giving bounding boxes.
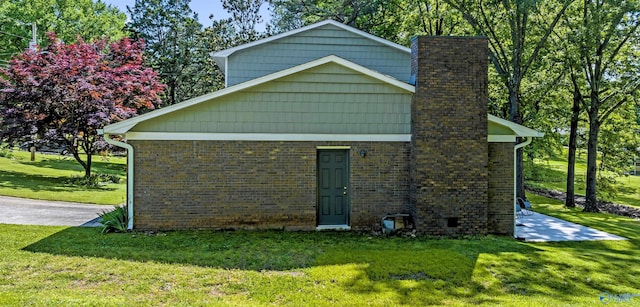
[100,20,543,236]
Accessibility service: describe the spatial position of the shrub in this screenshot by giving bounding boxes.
[0,148,13,159]
[99,205,129,233]
[66,174,100,187]
[597,173,619,201]
[65,173,121,187]
[99,173,121,184]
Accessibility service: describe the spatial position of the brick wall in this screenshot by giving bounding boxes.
[487,143,514,235]
[129,140,410,230]
[410,36,489,236]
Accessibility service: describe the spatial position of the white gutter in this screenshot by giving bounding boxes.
[513,137,532,238]
[99,129,134,230]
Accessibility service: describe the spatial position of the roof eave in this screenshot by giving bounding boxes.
[212,53,226,71]
[487,114,544,138]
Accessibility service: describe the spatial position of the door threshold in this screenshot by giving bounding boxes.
[316,225,351,231]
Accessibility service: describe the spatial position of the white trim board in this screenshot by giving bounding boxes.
[126,132,412,142]
[316,146,352,149]
[316,225,351,231]
[125,133,525,143]
[488,135,516,142]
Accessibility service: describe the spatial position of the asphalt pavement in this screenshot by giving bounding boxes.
[0,195,107,227]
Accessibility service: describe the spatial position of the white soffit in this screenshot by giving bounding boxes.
[488,115,545,138]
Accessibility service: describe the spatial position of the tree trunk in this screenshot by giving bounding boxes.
[85,152,92,178]
[70,138,93,179]
[584,108,600,212]
[71,150,89,178]
[170,80,177,105]
[565,91,581,208]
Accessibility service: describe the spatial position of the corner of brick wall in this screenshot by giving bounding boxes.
[487,142,514,235]
[410,36,489,236]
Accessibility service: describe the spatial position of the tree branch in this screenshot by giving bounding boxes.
[598,97,628,124]
[602,20,640,74]
[522,0,575,77]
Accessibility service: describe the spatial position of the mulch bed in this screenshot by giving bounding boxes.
[527,187,640,220]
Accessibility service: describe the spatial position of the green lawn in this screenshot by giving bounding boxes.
[0,149,125,205]
[1,196,639,306]
[527,152,640,208]
[0,146,639,305]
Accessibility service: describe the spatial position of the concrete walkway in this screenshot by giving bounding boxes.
[0,196,106,227]
[515,212,627,242]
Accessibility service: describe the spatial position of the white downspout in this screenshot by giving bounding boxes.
[99,130,134,230]
[513,137,532,237]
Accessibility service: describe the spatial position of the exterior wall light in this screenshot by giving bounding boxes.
[359,149,366,157]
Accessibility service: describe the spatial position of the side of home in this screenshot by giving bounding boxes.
[101,20,543,236]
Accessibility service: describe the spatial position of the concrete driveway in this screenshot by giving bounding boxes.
[0,196,107,227]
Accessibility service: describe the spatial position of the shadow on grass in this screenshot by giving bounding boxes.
[23,227,602,305]
[0,170,117,192]
[495,243,639,307]
[19,158,126,175]
[22,227,640,305]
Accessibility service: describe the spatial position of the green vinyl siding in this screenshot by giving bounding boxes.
[131,63,412,134]
[226,24,410,86]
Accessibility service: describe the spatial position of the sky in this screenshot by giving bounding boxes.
[102,0,271,29]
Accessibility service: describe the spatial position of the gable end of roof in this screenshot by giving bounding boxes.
[103,55,415,134]
[212,20,410,70]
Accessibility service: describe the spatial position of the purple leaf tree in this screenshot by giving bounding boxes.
[0,33,165,177]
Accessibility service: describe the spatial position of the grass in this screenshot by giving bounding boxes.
[0,149,125,205]
[527,151,640,208]
[1,196,639,306]
[0,145,639,305]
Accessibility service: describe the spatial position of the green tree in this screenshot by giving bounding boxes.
[598,110,640,176]
[394,0,469,42]
[0,34,164,178]
[445,0,574,200]
[561,0,640,211]
[269,0,469,44]
[269,0,405,39]
[127,0,217,105]
[0,0,126,62]
[564,63,586,207]
[199,0,269,91]
[222,0,265,41]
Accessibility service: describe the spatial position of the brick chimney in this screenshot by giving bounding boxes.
[410,36,489,236]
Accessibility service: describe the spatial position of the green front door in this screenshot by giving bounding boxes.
[317,150,350,226]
